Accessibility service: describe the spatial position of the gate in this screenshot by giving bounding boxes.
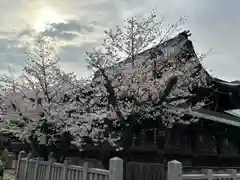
[125,162,166,180]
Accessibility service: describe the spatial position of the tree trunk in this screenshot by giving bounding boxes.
[40,145,48,161]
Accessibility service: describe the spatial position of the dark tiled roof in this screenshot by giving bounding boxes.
[165,104,240,127]
[93,30,195,79]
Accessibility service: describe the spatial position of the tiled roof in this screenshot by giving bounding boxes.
[165,104,240,127]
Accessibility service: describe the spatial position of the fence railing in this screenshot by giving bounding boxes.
[168,160,240,180]
[125,162,166,180]
[15,154,123,180]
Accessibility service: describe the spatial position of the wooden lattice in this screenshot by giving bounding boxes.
[133,129,158,147]
[195,134,217,154]
[221,139,239,156]
[164,130,191,152]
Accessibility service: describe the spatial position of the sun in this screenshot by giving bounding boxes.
[34,7,66,32]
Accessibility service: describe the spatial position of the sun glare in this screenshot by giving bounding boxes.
[34,7,66,32]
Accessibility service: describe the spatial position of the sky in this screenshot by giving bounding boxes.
[0,0,239,81]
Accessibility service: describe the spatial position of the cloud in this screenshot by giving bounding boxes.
[0,0,239,81]
[39,19,95,41]
[50,20,94,33]
[0,53,26,71]
[17,29,36,39]
[0,40,26,73]
[41,30,78,41]
[58,45,91,77]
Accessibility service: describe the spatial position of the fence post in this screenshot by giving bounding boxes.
[23,155,30,180]
[82,162,89,180]
[167,160,182,180]
[205,169,213,180]
[45,158,53,180]
[231,169,237,180]
[62,159,68,180]
[109,157,123,180]
[33,158,40,180]
[15,151,26,179]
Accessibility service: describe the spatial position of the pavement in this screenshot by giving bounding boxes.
[4,170,15,180]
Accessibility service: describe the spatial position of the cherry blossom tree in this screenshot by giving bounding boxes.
[73,12,211,151]
[0,11,212,159]
[0,37,89,160]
